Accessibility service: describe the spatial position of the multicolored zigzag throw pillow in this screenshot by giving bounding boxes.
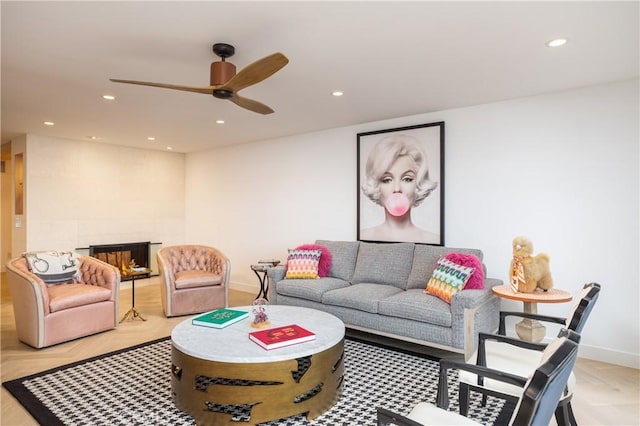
[425,257,475,303]
[285,249,322,279]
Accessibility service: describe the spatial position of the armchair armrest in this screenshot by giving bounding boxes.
[476,332,547,372]
[77,256,120,298]
[7,258,51,315]
[377,407,423,426]
[436,357,528,410]
[498,311,566,335]
[473,328,579,386]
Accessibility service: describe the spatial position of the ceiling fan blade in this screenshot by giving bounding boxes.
[221,53,288,93]
[110,79,216,95]
[229,94,274,115]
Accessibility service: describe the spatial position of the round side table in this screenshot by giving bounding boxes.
[492,285,572,342]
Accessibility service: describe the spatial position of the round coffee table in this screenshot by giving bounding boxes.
[492,285,572,342]
[171,305,345,425]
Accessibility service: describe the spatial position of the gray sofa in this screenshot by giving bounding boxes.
[267,240,502,359]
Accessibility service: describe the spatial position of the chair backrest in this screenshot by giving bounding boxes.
[566,282,601,333]
[509,335,579,426]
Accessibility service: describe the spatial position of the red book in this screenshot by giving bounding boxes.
[249,324,316,350]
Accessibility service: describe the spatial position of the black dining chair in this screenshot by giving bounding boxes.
[377,332,579,426]
[453,282,601,426]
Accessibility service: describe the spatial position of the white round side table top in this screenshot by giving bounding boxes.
[171,305,345,363]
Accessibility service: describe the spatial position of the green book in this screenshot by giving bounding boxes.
[191,308,249,329]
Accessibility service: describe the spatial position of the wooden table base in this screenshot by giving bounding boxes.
[171,340,344,425]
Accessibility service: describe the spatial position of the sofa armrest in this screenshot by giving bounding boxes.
[267,266,287,303]
[267,265,287,282]
[451,281,498,310]
[451,278,502,359]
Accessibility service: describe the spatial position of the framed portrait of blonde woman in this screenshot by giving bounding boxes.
[357,121,444,245]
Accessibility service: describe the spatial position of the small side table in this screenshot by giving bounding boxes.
[251,260,280,301]
[120,268,151,323]
[492,285,572,342]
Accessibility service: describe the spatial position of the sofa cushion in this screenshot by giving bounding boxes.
[276,277,350,303]
[23,250,80,284]
[322,283,402,313]
[295,244,332,277]
[175,270,222,289]
[47,283,112,313]
[379,289,453,327]
[351,242,415,289]
[407,245,484,289]
[315,240,360,282]
[285,249,322,279]
[425,257,475,303]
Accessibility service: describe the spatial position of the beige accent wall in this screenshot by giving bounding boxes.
[19,135,186,252]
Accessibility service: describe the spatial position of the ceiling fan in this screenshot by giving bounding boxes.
[110,43,288,115]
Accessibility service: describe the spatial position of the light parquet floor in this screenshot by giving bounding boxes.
[1,275,638,425]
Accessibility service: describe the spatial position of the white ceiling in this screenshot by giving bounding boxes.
[2,1,638,153]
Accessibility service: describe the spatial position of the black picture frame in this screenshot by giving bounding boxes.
[357,121,444,245]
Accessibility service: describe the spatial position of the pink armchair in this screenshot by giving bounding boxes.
[6,254,120,348]
[157,245,230,317]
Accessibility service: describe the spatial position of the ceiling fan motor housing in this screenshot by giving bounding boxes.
[210,61,236,86]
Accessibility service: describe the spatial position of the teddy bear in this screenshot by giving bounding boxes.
[509,236,553,293]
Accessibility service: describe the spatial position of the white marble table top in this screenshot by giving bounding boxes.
[171,305,345,363]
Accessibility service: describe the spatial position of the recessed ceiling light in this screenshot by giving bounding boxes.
[216,120,225,124]
[166,146,173,151]
[147,136,156,141]
[332,91,344,97]
[102,95,115,100]
[43,121,55,126]
[88,136,98,140]
[547,38,568,47]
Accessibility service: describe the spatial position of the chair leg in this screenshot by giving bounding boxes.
[481,393,488,407]
[459,383,470,416]
[555,401,578,426]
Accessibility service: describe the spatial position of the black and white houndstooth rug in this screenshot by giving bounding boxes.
[3,337,514,425]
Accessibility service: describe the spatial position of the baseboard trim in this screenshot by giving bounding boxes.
[230,281,258,295]
[577,343,639,369]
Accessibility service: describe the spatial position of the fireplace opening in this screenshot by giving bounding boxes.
[89,241,150,281]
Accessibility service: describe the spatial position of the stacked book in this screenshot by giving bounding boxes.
[191,308,249,329]
[249,324,315,350]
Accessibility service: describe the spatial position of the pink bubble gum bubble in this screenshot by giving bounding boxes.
[385,193,410,216]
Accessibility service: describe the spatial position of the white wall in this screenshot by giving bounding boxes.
[186,79,639,368]
[23,135,186,251]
